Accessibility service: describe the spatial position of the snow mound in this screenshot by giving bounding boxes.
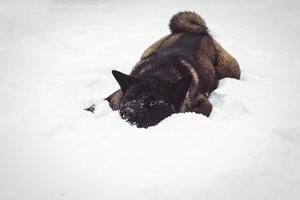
[0,0,299,200]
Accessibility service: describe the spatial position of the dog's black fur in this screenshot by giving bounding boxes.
[105,11,240,128]
[112,60,192,128]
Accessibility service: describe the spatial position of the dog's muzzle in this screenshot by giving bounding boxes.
[119,101,145,126]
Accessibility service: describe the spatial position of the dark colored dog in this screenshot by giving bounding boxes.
[105,11,240,128]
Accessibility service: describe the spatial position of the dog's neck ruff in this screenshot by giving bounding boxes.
[178,59,200,113]
[180,59,199,84]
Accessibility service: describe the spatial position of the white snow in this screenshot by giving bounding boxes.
[0,0,300,199]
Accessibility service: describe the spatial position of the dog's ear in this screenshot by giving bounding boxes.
[112,70,140,93]
[169,75,192,108]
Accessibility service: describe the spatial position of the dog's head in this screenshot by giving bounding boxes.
[112,70,192,128]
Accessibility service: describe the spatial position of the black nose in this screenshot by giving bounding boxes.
[121,107,137,119]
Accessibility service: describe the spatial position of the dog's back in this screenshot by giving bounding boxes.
[141,11,212,60]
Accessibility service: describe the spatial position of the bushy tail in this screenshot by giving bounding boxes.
[169,11,208,34]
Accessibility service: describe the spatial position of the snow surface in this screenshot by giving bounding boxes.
[0,0,300,199]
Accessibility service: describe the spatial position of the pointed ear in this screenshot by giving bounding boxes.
[112,70,140,92]
[169,75,192,108]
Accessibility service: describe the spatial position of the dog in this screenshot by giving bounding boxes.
[105,11,240,128]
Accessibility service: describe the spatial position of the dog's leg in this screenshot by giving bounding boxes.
[213,39,241,79]
[186,94,212,117]
[195,35,219,94]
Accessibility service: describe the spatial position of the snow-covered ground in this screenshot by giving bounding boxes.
[0,0,300,199]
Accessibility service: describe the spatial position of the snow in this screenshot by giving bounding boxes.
[0,0,300,199]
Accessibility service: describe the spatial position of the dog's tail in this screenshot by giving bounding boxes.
[169,11,208,34]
